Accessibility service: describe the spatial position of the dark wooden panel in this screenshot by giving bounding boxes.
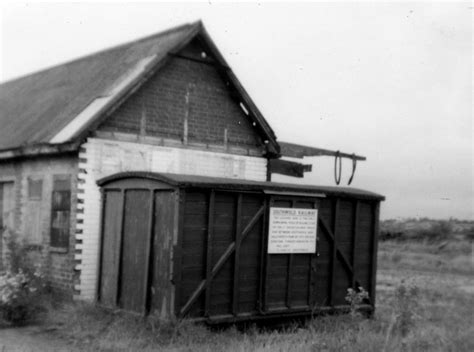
[357,202,374,242]
[333,264,351,305]
[150,191,175,317]
[0,184,3,230]
[210,260,233,315]
[119,190,151,312]
[99,191,122,307]
[271,199,292,208]
[293,200,315,209]
[180,190,208,313]
[238,213,262,314]
[268,158,312,178]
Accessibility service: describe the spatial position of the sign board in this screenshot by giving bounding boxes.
[268,207,318,254]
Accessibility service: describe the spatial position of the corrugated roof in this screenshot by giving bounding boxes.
[0,22,197,150]
[97,171,385,201]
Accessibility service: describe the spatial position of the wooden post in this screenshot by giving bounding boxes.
[115,190,126,307]
[140,101,147,136]
[204,191,215,317]
[96,189,106,302]
[329,198,339,306]
[286,200,297,308]
[143,190,155,314]
[224,128,229,151]
[370,202,380,308]
[183,86,190,145]
[173,190,185,317]
[266,158,272,181]
[351,201,359,288]
[260,197,271,312]
[308,199,318,308]
[232,194,242,315]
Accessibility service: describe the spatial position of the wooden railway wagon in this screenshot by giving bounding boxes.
[97,172,384,323]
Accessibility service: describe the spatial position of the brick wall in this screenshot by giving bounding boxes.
[0,156,78,294]
[99,39,264,152]
[76,137,267,299]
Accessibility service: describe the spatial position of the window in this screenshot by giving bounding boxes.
[28,178,43,200]
[0,182,15,233]
[24,178,43,244]
[50,176,71,249]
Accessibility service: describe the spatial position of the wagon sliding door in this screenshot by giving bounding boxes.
[99,184,175,315]
[263,196,319,313]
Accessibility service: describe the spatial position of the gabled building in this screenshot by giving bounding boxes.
[0,21,371,306]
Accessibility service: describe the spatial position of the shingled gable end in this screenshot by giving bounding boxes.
[0,21,382,314]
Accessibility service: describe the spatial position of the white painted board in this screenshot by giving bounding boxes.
[268,207,318,254]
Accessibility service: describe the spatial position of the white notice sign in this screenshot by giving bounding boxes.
[268,208,318,254]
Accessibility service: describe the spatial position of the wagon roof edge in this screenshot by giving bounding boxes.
[97,171,385,201]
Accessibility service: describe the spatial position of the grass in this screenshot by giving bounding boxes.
[38,239,474,351]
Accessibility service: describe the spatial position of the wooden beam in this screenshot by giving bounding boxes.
[329,199,339,306]
[232,194,243,316]
[308,200,318,307]
[0,141,80,161]
[115,190,126,307]
[279,141,366,161]
[204,191,215,317]
[259,198,269,313]
[268,159,312,178]
[173,190,186,316]
[286,200,297,309]
[96,189,106,302]
[143,190,155,314]
[351,201,359,288]
[286,254,294,308]
[370,203,380,308]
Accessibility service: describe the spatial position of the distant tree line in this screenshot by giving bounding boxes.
[379,218,474,242]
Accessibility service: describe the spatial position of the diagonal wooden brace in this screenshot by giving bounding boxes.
[318,217,363,291]
[179,205,265,317]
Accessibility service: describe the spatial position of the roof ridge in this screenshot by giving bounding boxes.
[0,20,201,86]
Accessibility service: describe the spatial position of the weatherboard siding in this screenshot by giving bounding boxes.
[76,137,266,299]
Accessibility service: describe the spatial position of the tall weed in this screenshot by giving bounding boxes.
[0,230,49,325]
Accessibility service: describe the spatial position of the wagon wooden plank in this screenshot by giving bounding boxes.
[205,191,215,317]
[370,203,380,306]
[179,205,265,317]
[120,190,150,312]
[351,201,359,288]
[142,190,155,314]
[98,190,122,307]
[232,194,242,315]
[329,199,339,306]
[319,215,364,299]
[115,190,125,306]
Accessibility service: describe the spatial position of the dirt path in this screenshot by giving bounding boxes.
[0,326,78,352]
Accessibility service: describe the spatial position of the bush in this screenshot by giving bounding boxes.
[345,286,369,318]
[391,281,421,337]
[0,230,49,325]
[411,221,452,242]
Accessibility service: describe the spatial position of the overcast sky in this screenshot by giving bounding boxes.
[0,1,472,220]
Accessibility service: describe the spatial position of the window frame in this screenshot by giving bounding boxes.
[50,175,72,252]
